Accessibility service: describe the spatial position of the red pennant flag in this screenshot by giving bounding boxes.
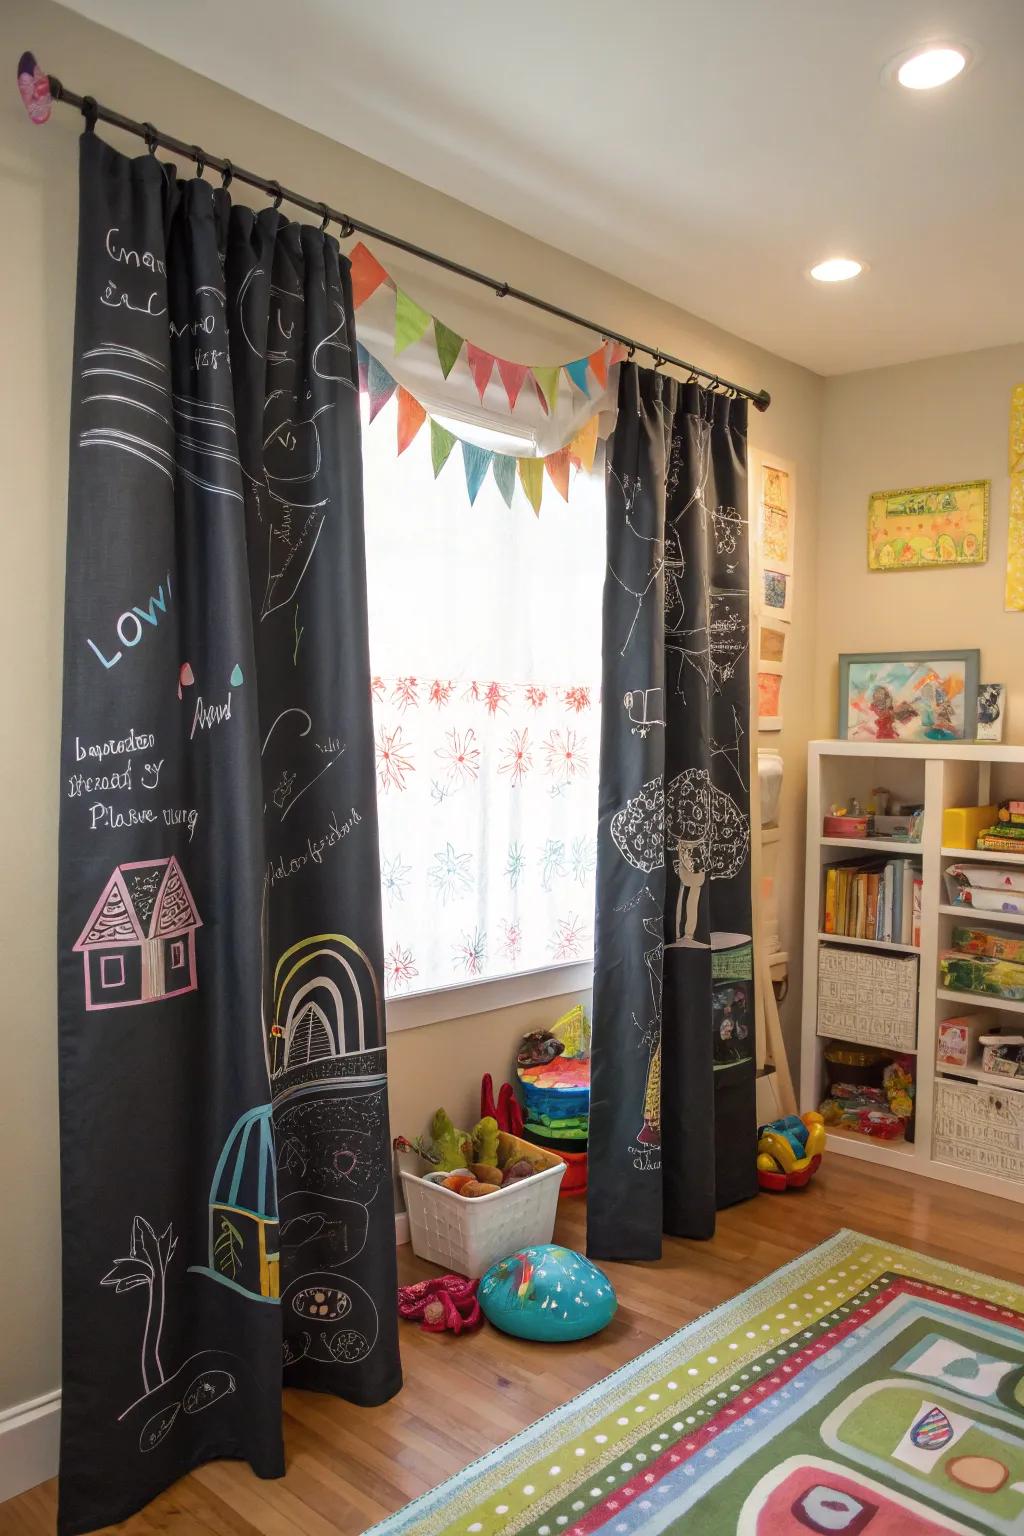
[608,342,628,366]
[544,447,571,501]
[396,388,426,455]
[588,344,609,388]
[466,344,496,402]
[349,241,389,309]
[497,358,529,410]
[532,374,550,416]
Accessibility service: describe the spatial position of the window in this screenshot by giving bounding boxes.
[363,393,605,1000]
[100,953,125,988]
[169,939,186,969]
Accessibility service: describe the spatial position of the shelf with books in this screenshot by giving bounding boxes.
[817,931,919,955]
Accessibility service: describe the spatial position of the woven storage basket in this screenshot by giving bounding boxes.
[401,1131,565,1278]
[817,944,918,1051]
[932,1076,1024,1183]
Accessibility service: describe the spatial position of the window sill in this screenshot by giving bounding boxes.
[384,959,594,1034]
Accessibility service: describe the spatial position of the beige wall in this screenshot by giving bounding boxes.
[0,0,823,1412]
[818,344,1024,739]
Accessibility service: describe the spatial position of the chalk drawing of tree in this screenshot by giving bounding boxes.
[101,1216,178,1396]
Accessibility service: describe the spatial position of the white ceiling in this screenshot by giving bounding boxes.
[62,0,1023,375]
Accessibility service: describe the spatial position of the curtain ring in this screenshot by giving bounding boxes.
[80,95,98,134]
[653,352,666,370]
[318,202,331,232]
[192,146,206,180]
[337,215,355,239]
[626,344,636,361]
[220,158,234,190]
[267,179,284,210]
[495,281,510,299]
[142,121,159,155]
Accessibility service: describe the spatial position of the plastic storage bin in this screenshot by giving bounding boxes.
[401,1132,566,1278]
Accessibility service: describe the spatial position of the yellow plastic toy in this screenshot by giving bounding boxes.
[756,1111,826,1191]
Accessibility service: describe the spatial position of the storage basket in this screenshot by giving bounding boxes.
[400,1131,566,1278]
[816,944,918,1051]
[932,1076,1024,1184]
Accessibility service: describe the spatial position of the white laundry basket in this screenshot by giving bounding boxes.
[400,1133,566,1279]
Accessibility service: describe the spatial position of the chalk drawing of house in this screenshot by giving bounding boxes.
[73,856,202,1011]
[190,1104,280,1303]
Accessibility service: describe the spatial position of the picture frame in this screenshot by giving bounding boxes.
[867,479,989,572]
[837,649,980,742]
[750,448,796,576]
[757,662,784,732]
[976,682,1006,743]
[758,616,788,666]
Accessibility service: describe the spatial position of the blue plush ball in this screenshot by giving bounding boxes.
[479,1244,617,1341]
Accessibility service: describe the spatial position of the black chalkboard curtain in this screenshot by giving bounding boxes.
[587,364,757,1261]
[56,130,400,1534]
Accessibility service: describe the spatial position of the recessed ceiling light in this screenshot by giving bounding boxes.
[896,46,967,90]
[809,258,863,284]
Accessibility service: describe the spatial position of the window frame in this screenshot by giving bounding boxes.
[99,953,126,989]
[384,957,593,1033]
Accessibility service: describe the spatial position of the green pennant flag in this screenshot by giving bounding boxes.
[394,288,432,354]
[434,320,464,379]
[532,365,560,414]
[518,457,544,515]
[492,453,516,508]
[430,418,457,477]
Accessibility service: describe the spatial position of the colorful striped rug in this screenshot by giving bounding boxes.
[366,1229,1024,1536]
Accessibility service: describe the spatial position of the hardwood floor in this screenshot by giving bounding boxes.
[6,1158,1024,1536]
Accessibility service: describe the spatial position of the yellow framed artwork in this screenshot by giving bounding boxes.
[867,479,989,571]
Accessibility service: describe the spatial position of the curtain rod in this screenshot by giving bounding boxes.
[43,72,771,412]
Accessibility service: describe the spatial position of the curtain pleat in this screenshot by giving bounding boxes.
[56,131,399,1536]
[588,364,756,1261]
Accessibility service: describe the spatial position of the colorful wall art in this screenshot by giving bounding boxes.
[867,479,989,571]
[757,666,784,732]
[838,650,980,742]
[1005,384,1024,611]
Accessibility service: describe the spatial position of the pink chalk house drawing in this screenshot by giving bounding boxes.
[73,857,202,1010]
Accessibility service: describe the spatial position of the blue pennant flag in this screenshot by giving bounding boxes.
[462,441,494,505]
[565,357,591,396]
[492,454,516,507]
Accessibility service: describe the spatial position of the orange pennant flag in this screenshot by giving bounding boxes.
[348,241,390,310]
[544,447,570,502]
[588,343,609,388]
[518,457,544,516]
[569,415,599,474]
[396,388,426,455]
[466,344,496,402]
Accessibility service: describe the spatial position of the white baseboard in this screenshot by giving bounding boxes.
[0,1219,411,1505]
[0,1390,61,1504]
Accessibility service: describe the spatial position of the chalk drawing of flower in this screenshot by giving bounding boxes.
[540,838,568,891]
[505,841,526,889]
[376,725,415,793]
[562,685,592,713]
[523,684,548,709]
[371,675,385,701]
[391,676,419,712]
[428,842,473,904]
[570,835,597,884]
[543,727,588,784]
[498,920,523,963]
[436,727,480,785]
[483,681,511,716]
[428,678,455,708]
[498,727,533,787]
[549,913,587,962]
[453,928,487,977]
[384,943,418,994]
[381,853,411,905]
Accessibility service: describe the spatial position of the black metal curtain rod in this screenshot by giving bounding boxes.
[46,74,771,412]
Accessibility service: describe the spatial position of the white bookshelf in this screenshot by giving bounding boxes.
[802,739,1024,1204]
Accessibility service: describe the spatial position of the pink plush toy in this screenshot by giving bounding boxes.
[398,1274,482,1334]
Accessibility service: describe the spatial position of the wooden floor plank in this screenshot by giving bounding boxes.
[4,1158,1023,1535]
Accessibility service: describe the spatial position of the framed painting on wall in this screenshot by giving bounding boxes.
[838,649,980,742]
[758,663,784,732]
[867,479,989,571]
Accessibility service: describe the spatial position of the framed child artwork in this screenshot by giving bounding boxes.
[750,446,795,622]
[758,663,784,732]
[867,479,989,571]
[976,682,1006,742]
[838,649,980,742]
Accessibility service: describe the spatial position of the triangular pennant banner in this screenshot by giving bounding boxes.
[397,388,426,455]
[394,288,432,354]
[466,344,496,402]
[356,341,371,396]
[430,418,457,478]
[608,341,628,367]
[435,320,464,380]
[497,358,529,410]
[349,242,389,310]
[544,447,571,502]
[588,344,609,388]
[462,441,494,505]
[492,453,516,507]
[564,358,591,396]
[569,414,600,474]
[532,365,560,415]
[518,457,544,516]
[367,354,397,422]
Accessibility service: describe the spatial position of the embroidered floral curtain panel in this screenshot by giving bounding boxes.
[588,364,757,1261]
[361,393,605,994]
[57,132,399,1535]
